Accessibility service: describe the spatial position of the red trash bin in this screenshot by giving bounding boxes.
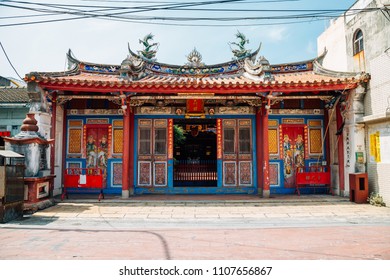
[349,173,368,203]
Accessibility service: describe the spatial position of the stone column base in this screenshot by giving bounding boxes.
[262,190,270,198]
[122,190,130,199]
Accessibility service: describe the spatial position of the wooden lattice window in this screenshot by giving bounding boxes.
[309,129,323,154]
[268,119,279,157]
[112,119,123,154]
[113,128,123,154]
[268,129,279,155]
[68,120,83,155]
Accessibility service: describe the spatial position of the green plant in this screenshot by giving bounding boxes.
[173,125,186,147]
[367,192,386,207]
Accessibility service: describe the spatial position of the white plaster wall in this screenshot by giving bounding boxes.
[34,112,51,140]
[355,2,390,206]
[317,17,348,72]
[367,122,390,205]
[345,0,372,24]
[366,53,390,116]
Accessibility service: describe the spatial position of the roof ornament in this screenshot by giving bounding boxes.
[185,48,205,67]
[120,52,146,81]
[243,51,273,82]
[119,43,147,81]
[66,49,79,70]
[138,33,159,61]
[229,31,251,59]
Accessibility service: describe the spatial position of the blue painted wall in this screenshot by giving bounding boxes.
[65,115,123,195]
[63,112,327,196]
[268,114,328,195]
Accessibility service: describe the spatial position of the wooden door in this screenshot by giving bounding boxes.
[222,119,253,187]
[137,119,168,187]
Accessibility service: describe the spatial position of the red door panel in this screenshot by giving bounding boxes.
[281,126,305,188]
[85,125,109,187]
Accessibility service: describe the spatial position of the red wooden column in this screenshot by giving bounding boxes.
[256,108,263,195]
[49,93,57,197]
[61,103,67,195]
[262,103,270,198]
[324,108,331,170]
[122,99,131,198]
[129,108,135,195]
[336,103,345,195]
[50,92,56,175]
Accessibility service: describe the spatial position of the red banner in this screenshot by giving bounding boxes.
[217,119,222,159]
[168,119,173,159]
[186,99,204,113]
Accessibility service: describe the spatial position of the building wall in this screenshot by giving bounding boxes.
[0,107,29,136]
[344,0,390,74]
[365,52,390,116]
[317,17,348,72]
[366,122,390,203]
[318,0,390,204]
[346,0,390,205]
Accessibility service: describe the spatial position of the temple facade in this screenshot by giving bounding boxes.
[23,34,369,198]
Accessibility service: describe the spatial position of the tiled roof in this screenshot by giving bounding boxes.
[0,87,29,103]
[29,70,362,94]
[24,50,368,94]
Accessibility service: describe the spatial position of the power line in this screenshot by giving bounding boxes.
[82,0,300,3]
[0,0,251,26]
[4,0,382,13]
[0,41,23,80]
[0,0,380,27]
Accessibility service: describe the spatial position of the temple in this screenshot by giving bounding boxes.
[22,33,369,198]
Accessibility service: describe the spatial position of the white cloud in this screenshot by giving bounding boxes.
[265,26,289,42]
[305,40,317,56]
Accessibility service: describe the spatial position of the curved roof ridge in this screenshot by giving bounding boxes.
[67,49,121,75]
[67,49,119,71]
[271,57,315,68]
[313,59,363,79]
[128,43,261,69]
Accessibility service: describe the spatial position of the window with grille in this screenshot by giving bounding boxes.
[223,127,235,154]
[154,127,167,155]
[353,29,364,55]
[239,127,251,153]
[139,128,151,155]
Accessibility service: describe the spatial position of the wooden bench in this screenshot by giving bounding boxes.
[295,166,333,196]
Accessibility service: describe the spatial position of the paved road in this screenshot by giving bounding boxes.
[1,198,390,260]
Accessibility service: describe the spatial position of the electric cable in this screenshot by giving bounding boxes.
[0,41,23,80]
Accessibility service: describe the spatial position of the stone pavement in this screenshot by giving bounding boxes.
[15,194,390,228]
[1,195,390,260]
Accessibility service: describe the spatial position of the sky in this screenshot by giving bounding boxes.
[0,0,358,80]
